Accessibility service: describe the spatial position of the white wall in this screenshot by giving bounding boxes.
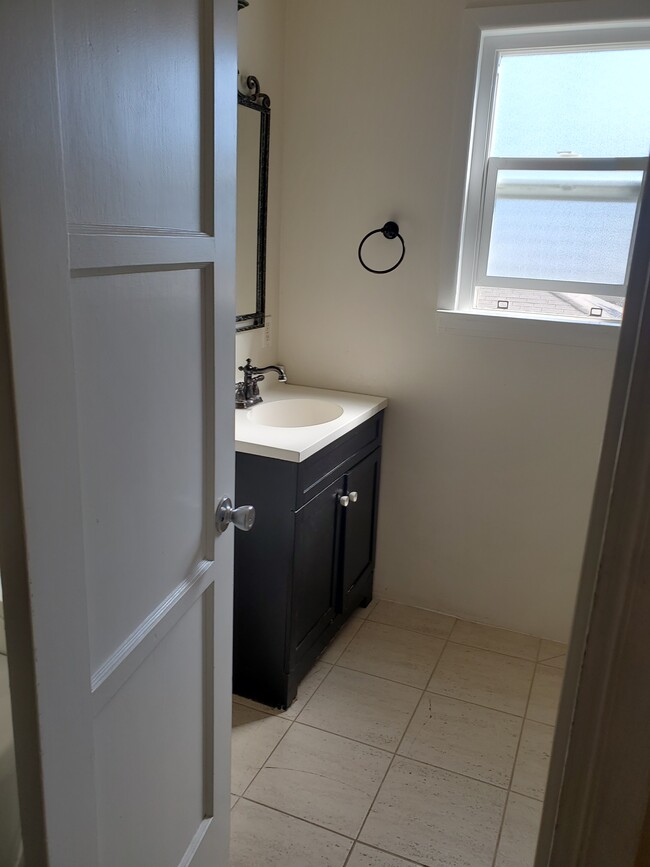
[276,0,617,641]
[235,0,286,374]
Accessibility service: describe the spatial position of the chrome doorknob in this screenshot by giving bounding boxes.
[339,494,350,508]
[215,497,256,534]
[349,491,358,503]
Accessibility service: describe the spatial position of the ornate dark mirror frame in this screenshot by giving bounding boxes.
[236,74,270,332]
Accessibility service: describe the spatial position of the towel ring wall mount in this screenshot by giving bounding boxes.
[358,221,406,274]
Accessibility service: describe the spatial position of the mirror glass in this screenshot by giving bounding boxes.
[236,76,270,331]
[237,105,260,318]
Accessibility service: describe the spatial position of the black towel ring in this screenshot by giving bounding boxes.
[358,221,406,274]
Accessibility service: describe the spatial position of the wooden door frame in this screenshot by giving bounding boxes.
[538,167,650,864]
[0,242,48,867]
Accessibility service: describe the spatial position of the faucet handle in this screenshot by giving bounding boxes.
[235,381,247,408]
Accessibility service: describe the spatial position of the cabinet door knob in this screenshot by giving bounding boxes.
[215,496,256,534]
[349,491,358,503]
[339,494,350,508]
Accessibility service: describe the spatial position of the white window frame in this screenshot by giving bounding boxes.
[438,1,650,344]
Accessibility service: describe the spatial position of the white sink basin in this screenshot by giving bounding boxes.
[248,398,344,428]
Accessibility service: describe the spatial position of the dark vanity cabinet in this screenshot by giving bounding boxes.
[233,412,384,709]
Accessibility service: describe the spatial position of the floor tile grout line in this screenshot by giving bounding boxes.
[232,660,336,719]
[341,837,355,865]
[393,749,522,795]
[295,658,339,718]
[334,602,561,665]
[236,661,401,802]
[358,615,456,647]
[329,659,439,692]
[321,617,365,665]
[372,597,529,634]
[329,658,533,722]
[329,609,448,686]
[315,657,426,694]
[527,663,564,726]
[237,711,298,801]
[354,691,428,841]
[370,598,568,661]
[367,605,553,661]
[238,795,430,866]
[234,659,342,798]
[392,707,523,793]
[365,614,457,640]
[236,658,431,712]
[423,684,530,720]
[350,628,455,862]
[342,839,428,867]
[490,644,541,867]
[289,718,400,757]
[538,660,566,671]
[322,622,361,665]
[445,636,540,663]
[348,614,543,663]
[237,794,358,844]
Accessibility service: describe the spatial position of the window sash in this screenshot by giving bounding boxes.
[474,157,646,298]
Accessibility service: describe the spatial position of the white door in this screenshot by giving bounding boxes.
[0,1,236,865]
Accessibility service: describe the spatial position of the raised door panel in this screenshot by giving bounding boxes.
[341,449,381,610]
[94,600,209,867]
[292,477,342,662]
[71,269,211,674]
[55,0,207,232]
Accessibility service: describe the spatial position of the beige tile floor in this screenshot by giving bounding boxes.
[230,600,566,867]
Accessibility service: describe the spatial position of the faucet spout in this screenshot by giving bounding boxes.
[254,364,287,382]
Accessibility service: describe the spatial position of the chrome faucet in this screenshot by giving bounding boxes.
[235,358,287,408]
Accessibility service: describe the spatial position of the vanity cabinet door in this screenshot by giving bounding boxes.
[341,448,382,613]
[291,475,343,663]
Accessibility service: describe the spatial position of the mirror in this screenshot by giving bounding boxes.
[236,74,270,332]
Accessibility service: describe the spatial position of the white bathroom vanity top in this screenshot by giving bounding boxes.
[235,382,388,463]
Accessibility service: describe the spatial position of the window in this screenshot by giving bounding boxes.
[454,24,650,325]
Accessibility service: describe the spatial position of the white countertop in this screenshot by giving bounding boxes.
[235,382,388,463]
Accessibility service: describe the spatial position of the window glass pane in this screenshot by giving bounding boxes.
[485,169,642,285]
[491,48,650,158]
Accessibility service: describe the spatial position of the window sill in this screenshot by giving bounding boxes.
[436,309,621,350]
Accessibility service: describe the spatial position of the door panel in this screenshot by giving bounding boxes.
[55,0,207,232]
[0,1,236,864]
[71,269,208,671]
[94,600,207,867]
